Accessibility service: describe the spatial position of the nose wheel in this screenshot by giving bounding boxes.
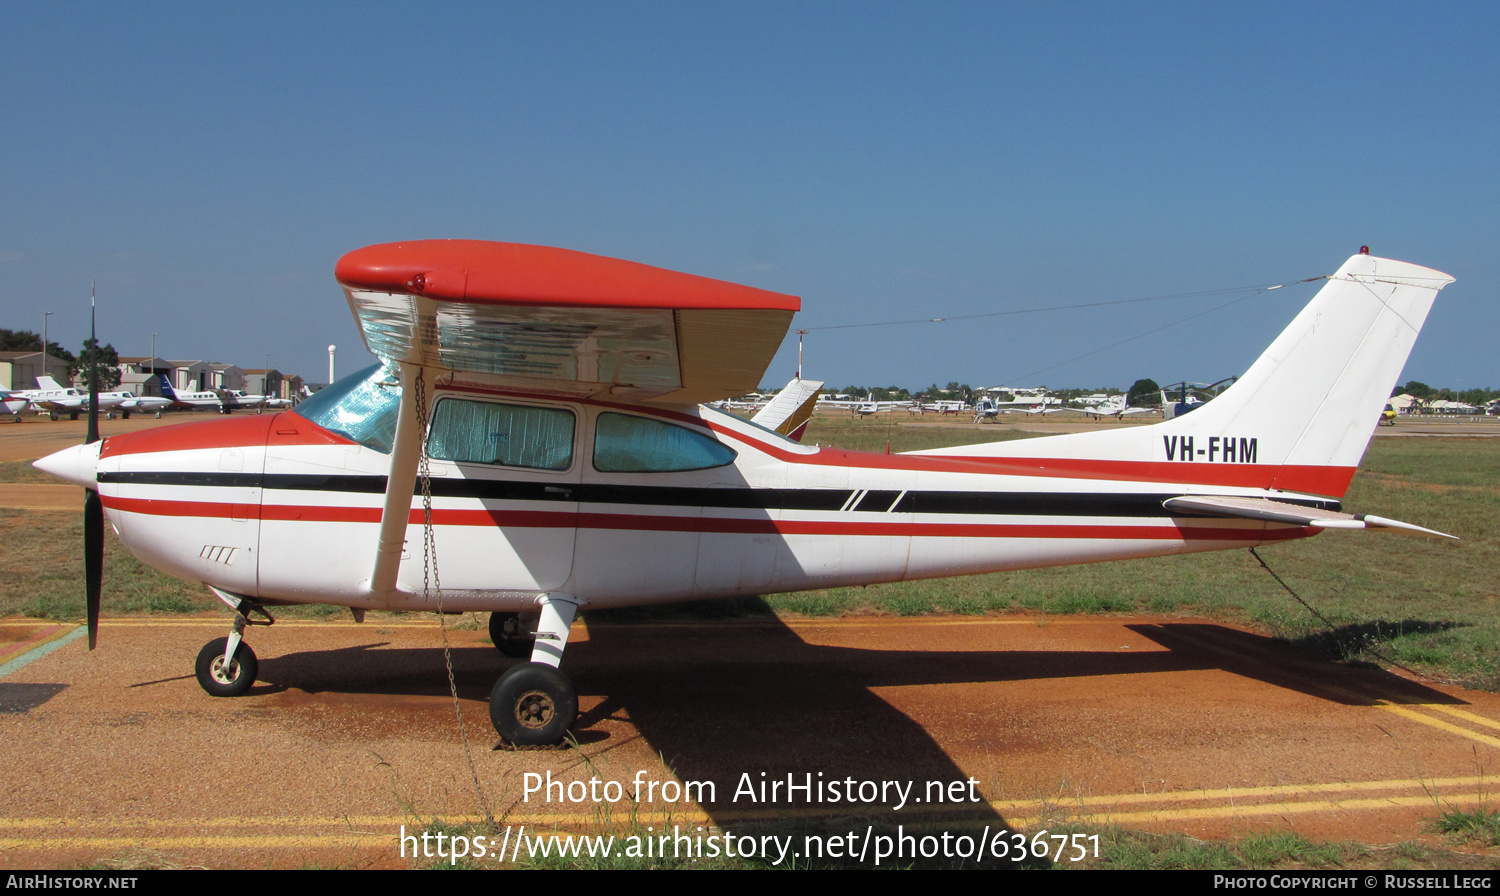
[193,601,274,698]
[195,637,258,697]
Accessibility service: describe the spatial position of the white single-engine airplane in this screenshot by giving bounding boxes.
[1059,395,1155,420]
[34,241,1455,746]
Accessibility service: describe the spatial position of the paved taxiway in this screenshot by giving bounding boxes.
[2,614,1498,868]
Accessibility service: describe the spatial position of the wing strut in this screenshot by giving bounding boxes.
[370,361,429,595]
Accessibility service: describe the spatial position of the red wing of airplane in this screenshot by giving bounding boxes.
[335,240,799,406]
[35,242,1455,746]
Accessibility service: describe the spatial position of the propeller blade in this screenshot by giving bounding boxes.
[87,282,99,445]
[84,488,102,650]
[84,280,101,649]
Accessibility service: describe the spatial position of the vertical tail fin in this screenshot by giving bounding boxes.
[914,253,1454,496]
[1167,253,1452,481]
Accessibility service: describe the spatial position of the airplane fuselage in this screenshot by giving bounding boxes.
[90,374,1323,615]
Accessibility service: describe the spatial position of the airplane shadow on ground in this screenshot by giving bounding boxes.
[248,602,1461,868]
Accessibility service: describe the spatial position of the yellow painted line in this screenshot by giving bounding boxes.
[1002,774,1495,808]
[784,617,1184,628]
[1378,702,1500,749]
[6,790,1497,852]
[69,620,454,630]
[0,811,709,832]
[1057,792,1495,826]
[3,775,1494,838]
[3,616,1189,632]
[1421,702,1500,733]
[0,835,381,851]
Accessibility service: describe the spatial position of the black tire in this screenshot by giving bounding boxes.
[194,637,258,697]
[490,663,576,746]
[488,611,535,659]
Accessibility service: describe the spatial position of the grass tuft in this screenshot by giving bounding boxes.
[1432,806,1500,846]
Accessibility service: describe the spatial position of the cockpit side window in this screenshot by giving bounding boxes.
[428,398,575,471]
[292,363,401,453]
[593,412,736,472]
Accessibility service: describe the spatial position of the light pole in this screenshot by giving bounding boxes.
[41,312,52,386]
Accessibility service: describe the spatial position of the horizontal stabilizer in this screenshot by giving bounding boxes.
[1163,495,1456,539]
[752,377,825,441]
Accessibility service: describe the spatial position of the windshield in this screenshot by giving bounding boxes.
[293,363,402,453]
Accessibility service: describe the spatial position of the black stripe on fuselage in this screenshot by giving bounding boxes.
[95,471,1343,517]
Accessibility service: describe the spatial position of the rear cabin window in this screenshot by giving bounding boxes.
[593,412,736,473]
[428,399,575,471]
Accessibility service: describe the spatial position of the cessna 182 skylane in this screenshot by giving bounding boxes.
[34,241,1455,746]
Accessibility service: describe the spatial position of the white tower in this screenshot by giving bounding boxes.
[327,344,336,383]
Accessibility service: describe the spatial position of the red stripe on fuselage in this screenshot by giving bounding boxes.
[700,423,1354,495]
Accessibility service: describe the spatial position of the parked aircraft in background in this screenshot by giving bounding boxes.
[13,376,124,420]
[112,394,173,418]
[909,399,969,415]
[1,391,31,419]
[158,376,270,413]
[1160,377,1239,420]
[35,242,1455,747]
[819,395,911,416]
[1060,395,1155,420]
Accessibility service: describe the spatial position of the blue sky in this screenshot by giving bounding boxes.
[2,2,1494,391]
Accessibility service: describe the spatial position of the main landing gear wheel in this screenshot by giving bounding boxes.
[194,637,258,697]
[490,662,576,746]
[488,611,536,659]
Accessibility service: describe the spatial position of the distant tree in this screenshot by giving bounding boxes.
[0,328,75,365]
[1127,378,1161,407]
[1399,380,1435,400]
[73,338,121,391]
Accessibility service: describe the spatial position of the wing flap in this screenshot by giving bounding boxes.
[1163,495,1456,539]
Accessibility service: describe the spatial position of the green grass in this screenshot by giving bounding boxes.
[0,460,54,483]
[1432,806,1500,847]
